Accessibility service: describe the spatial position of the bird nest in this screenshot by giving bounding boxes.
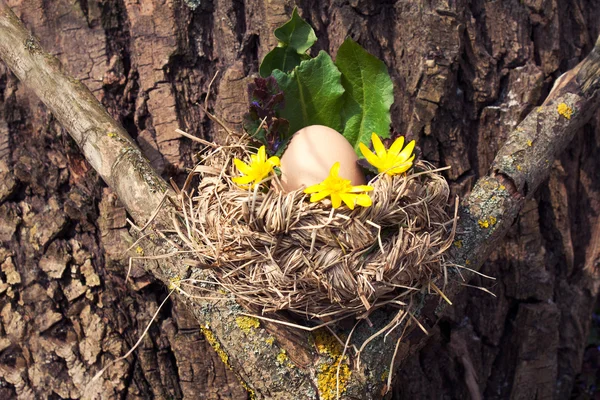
[172,137,457,323]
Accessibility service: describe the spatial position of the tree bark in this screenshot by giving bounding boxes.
[0,1,599,399]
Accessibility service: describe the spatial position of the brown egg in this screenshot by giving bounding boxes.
[280,125,366,192]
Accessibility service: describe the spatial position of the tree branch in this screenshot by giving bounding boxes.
[0,3,316,399]
[0,2,599,399]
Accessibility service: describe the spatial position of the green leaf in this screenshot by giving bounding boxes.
[272,51,345,135]
[274,7,317,53]
[259,7,316,77]
[259,47,310,78]
[335,38,394,151]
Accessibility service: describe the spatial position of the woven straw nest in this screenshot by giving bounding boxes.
[173,137,457,323]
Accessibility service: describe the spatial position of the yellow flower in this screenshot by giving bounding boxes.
[233,146,280,189]
[359,133,415,175]
[304,162,373,209]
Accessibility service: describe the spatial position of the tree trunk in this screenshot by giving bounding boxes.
[0,1,599,399]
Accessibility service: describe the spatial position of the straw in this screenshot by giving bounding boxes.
[167,139,458,322]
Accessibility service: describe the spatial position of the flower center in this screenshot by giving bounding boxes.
[325,176,351,193]
[253,162,272,179]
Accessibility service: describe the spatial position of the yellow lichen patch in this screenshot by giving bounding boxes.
[276,349,288,364]
[240,381,256,400]
[465,259,471,265]
[517,165,522,171]
[557,103,573,119]
[200,325,230,368]
[235,316,260,335]
[107,131,118,138]
[135,246,144,256]
[453,240,463,248]
[313,330,351,400]
[499,185,506,190]
[168,276,181,290]
[275,348,294,368]
[313,330,343,357]
[265,337,275,346]
[478,216,497,229]
[527,140,532,147]
[317,358,351,400]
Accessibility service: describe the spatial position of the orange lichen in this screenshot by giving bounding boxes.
[557,103,573,119]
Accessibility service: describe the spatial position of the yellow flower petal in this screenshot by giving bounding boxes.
[267,156,280,167]
[356,194,372,207]
[304,183,326,194]
[329,162,341,177]
[398,140,416,162]
[232,146,278,189]
[340,193,357,210]
[359,143,383,170]
[349,185,374,193]
[302,159,372,209]
[389,155,415,174]
[361,133,416,176]
[257,146,266,162]
[371,133,386,159]
[234,159,253,175]
[330,193,342,208]
[232,175,255,185]
[310,190,331,203]
[388,136,405,156]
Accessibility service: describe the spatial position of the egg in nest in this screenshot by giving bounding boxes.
[279,125,365,192]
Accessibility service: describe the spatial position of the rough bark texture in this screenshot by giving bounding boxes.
[0,0,599,399]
